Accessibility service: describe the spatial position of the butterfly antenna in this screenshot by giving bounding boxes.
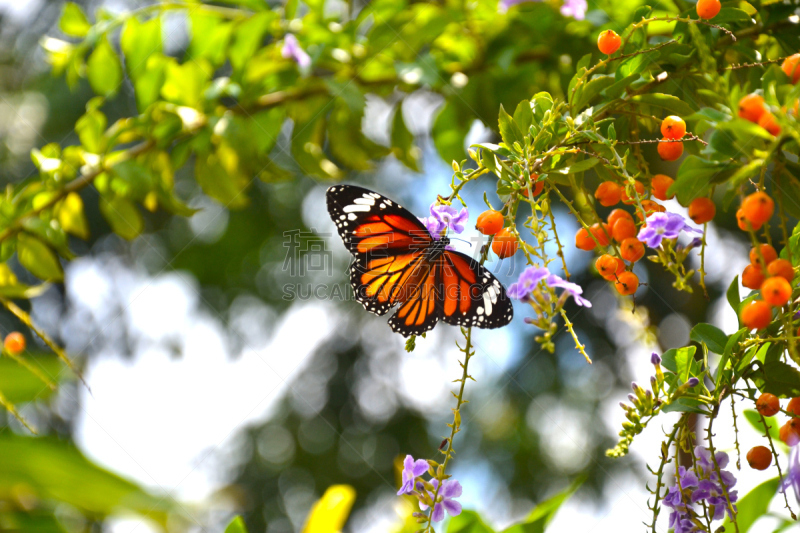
[449,237,473,248]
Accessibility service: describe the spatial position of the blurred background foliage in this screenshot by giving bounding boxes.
[0,0,794,531]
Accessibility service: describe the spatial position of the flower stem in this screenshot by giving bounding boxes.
[422,325,474,532]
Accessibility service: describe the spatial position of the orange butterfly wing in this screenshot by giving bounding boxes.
[327,185,513,337]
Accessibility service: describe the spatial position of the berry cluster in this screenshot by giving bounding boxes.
[657,116,686,162]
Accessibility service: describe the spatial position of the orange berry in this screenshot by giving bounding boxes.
[780,419,800,446]
[3,332,25,355]
[596,254,625,281]
[575,227,596,251]
[767,259,795,282]
[746,445,772,470]
[657,140,684,161]
[521,179,545,197]
[611,217,637,242]
[782,53,800,84]
[614,271,639,296]
[742,264,766,290]
[620,238,645,263]
[597,30,622,55]
[621,181,646,204]
[787,397,800,417]
[650,174,675,201]
[738,93,767,123]
[595,181,622,207]
[492,228,518,258]
[740,300,772,330]
[696,0,721,19]
[756,393,780,417]
[607,208,633,228]
[660,116,686,140]
[476,210,504,235]
[758,112,781,136]
[737,208,762,232]
[741,192,774,226]
[688,197,716,224]
[590,223,611,246]
[750,244,778,266]
[761,276,792,307]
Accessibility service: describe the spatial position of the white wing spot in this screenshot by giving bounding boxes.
[347,213,357,221]
[483,292,493,316]
[343,204,370,213]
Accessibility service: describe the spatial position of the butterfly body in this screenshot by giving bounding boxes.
[327,185,513,337]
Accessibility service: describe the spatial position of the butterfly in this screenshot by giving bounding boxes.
[326,184,513,337]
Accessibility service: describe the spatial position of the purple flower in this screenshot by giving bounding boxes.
[419,216,445,239]
[560,0,587,19]
[508,266,591,307]
[695,446,730,474]
[419,479,462,522]
[507,266,549,301]
[687,377,700,387]
[397,455,429,496]
[430,205,469,235]
[281,34,311,69]
[782,446,800,502]
[637,212,702,249]
[651,352,662,365]
[545,274,592,307]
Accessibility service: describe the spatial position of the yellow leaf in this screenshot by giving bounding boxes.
[302,485,356,533]
[58,192,90,240]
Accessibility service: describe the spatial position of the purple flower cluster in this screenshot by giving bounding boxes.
[508,266,591,307]
[663,447,738,533]
[637,212,702,249]
[419,204,468,251]
[397,455,462,522]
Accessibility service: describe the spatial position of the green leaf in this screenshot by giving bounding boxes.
[760,361,800,397]
[502,476,584,533]
[690,323,728,354]
[727,274,741,313]
[661,346,698,382]
[121,16,162,81]
[573,75,615,111]
[194,149,250,208]
[391,103,420,172]
[224,516,249,533]
[161,60,211,108]
[17,233,63,282]
[448,510,496,533]
[87,37,123,97]
[713,7,752,23]
[229,12,274,73]
[776,168,800,219]
[721,477,780,533]
[498,104,524,148]
[670,156,733,205]
[432,102,470,164]
[0,434,172,524]
[99,197,144,240]
[513,100,534,133]
[75,107,107,153]
[630,93,695,116]
[59,2,91,38]
[0,354,63,403]
[189,11,233,67]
